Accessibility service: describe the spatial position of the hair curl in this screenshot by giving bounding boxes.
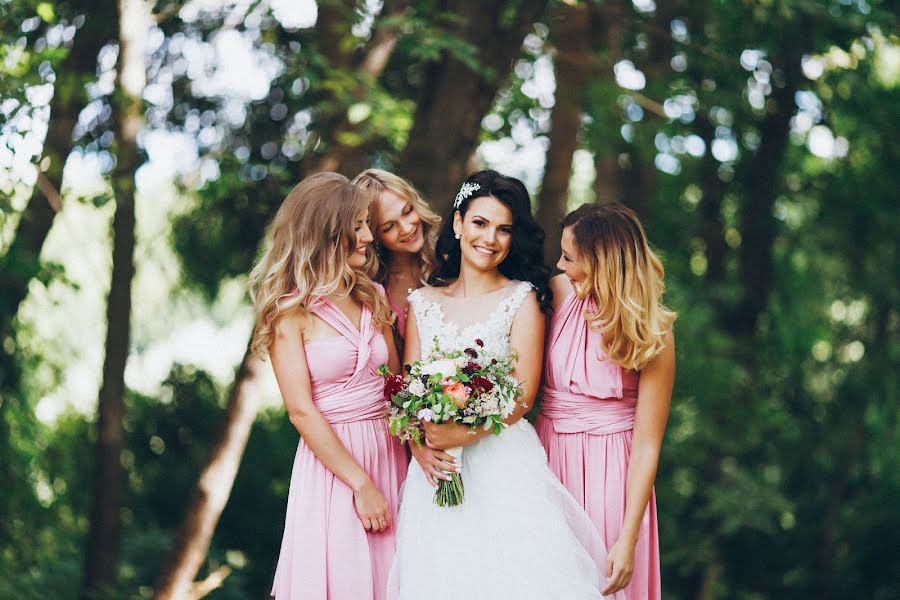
[561,202,676,371]
[432,170,552,311]
[249,172,392,358]
[350,168,441,285]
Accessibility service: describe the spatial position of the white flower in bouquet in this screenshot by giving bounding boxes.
[407,378,427,397]
[420,358,458,378]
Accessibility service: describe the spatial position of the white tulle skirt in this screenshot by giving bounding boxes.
[388,420,625,600]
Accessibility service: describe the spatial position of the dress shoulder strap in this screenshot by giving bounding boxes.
[495,281,534,332]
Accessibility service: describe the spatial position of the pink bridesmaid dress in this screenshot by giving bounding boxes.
[271,297,407,600]
[535,290,661,600]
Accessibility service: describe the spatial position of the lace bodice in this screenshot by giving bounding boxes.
[408,280,533,359]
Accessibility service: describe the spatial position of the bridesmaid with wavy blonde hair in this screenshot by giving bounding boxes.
[350,169,460,489]
[350,168,441,341]
[250,172,407,600]
[537,202,676,599]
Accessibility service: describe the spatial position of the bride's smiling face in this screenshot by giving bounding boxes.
[453,195,513,272]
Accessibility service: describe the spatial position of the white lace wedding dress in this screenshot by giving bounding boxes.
[388,281,623,600]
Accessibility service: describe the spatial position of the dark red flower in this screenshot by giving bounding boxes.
[461,361,480,375]
[464,348,479,359]
[474,339,484,347]
[472,376,494,392]
[383,374,404,402]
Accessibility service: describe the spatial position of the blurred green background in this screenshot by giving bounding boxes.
[1,0,898,598]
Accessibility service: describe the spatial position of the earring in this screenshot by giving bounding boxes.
[454,233,461,240]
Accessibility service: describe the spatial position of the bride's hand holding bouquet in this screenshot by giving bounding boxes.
[379,337,524,506]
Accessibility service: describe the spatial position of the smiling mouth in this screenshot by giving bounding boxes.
[399,229,419,244]
[354,246,368,255]
[474,245,497,256]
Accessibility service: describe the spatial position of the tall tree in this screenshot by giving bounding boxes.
[81,0,151,595]
[536,0,593,266]
[731,35,804,335]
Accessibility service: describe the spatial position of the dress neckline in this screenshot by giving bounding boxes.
[319,296,365,336]
[417,281,525,336]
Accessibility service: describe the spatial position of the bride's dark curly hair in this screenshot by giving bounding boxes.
[431,170,552,312]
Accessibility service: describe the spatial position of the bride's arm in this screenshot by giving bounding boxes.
[502,290,545,425]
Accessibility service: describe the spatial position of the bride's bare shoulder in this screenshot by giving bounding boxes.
[412,284,439,299]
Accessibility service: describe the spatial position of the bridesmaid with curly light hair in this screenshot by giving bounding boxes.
[250,172,407,600]
[350,168,441,344]
[537,202,676,599]
[351,169,459,489]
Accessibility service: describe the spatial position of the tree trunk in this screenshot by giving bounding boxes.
[732,48,800,334]
[536,2,593,267]
[591,0,628,209]
[81,0,149,596]
[395,0,550,212]
[697,115,726,283]
[153,345,263,600]
[0,1,114,384]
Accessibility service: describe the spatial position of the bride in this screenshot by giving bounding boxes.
[388,170,623,600]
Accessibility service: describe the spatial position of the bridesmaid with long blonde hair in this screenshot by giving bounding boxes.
[250,172,407,600]
[350,168,441,342]
[536,202,676,599]
[350,168,457,489]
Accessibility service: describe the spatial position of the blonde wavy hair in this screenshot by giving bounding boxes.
[350,168,441,285]
[562,203,676,371]
[249,172,392,358]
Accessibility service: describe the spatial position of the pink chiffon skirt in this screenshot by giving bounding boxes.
[535,416,661,600]
[271,417,407,600]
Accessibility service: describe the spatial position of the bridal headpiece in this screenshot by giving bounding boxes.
[453,182,481,209]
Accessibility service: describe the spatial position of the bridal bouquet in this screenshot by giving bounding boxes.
[378,338,524,507]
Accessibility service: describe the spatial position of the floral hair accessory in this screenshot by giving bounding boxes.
[453,182,481,209]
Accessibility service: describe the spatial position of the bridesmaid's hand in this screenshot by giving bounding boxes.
[422,420,481,450]
[601,536,635,596]
[353,479,391,533]
[410,442,459,489]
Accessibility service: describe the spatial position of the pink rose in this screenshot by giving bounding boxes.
[443,381,470,409]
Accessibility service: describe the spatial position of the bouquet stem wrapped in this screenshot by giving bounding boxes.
[434,447,464,506]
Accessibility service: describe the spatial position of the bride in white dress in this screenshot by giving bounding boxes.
[388,171,623,600]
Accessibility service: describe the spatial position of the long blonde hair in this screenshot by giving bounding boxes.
[350,168,441,285]
[249,172,392,358]
[562,203,676,371]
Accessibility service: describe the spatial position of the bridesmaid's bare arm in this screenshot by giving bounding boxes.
[270,311,391,533]
[602,330,675,595]
[401,305,421,365]
[381,321,400,375]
